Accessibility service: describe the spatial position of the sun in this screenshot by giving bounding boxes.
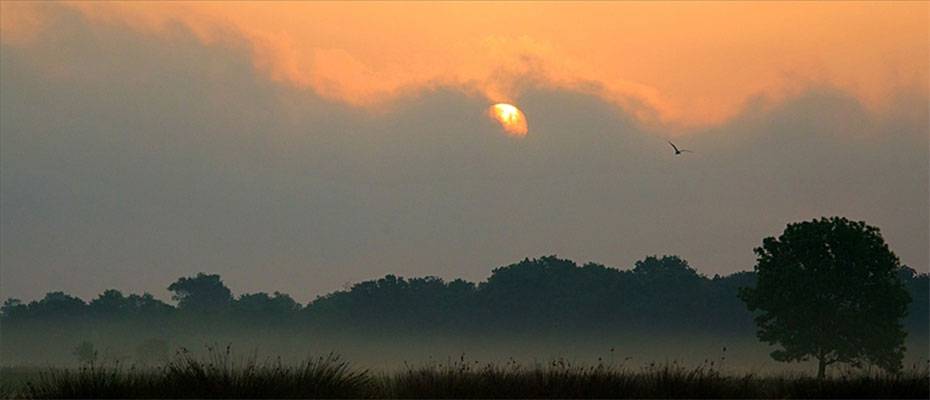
[488,103,528,136]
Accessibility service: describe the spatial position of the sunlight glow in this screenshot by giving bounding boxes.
[489,103,528,137]
[1,2,926,129]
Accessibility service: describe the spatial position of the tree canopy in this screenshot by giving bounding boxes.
[739,217,912,378]
[167,273,233,313]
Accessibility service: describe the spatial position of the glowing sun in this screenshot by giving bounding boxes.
[488,103,528,136]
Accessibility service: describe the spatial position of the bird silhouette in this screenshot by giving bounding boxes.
[668,140,693,155]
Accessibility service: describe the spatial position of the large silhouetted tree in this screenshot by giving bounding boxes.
[739,217,911,378]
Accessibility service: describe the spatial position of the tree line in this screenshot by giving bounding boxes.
[2,256,926,337]
[2,217,928,376]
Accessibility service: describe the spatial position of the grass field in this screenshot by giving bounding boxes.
[2,348,927,399]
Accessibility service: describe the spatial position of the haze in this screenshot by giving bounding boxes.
[1,2,927,303]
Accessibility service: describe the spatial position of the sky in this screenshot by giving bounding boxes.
[1,2,927,303]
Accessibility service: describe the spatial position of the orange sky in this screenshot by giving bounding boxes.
[2,1,927,129]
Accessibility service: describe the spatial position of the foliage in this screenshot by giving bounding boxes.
[167,273,233,313]
[739,217,912,378]
[1,256,925,344]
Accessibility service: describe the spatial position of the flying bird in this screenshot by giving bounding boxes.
[668,140,693,155]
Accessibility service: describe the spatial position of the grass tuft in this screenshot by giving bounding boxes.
[15,345,369,399]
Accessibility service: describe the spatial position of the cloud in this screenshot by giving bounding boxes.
[1,4,926,302]
[2,2,927,129]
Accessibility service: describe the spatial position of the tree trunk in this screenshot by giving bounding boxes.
[817,357,827,379]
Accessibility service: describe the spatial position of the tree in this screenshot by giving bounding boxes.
[167,273,233,313]
[739,217,911,378]
[89,289,130,316]
[0,298,27,320]
[632,255,700,282]
[234,291,300,323]
[126,293,175,316]
[31,292,87,319]
[631,255,708,327]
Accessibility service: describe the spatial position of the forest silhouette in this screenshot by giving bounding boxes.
[3,255,927,339]
[3,216,929,380]
[0,217,930,398]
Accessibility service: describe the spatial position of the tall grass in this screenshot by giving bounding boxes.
[3,350,927,398]
[379,356,929,398]
[14,345,369,399]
